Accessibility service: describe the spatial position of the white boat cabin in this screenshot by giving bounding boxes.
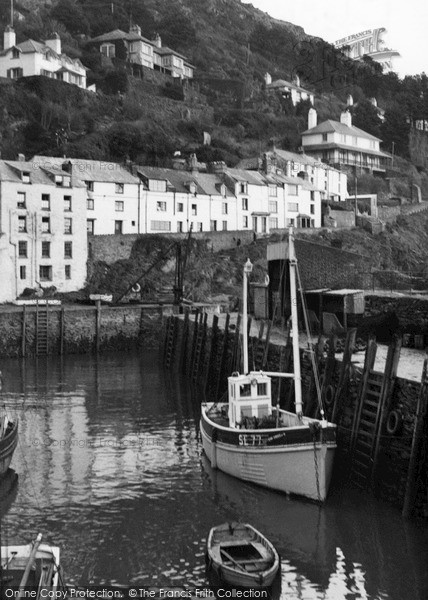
[227,372,272,428]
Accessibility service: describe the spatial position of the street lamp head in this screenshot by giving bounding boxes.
[244,258,253,275]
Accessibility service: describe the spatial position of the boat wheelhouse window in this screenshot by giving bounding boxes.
[240,384,251,397]
[257,382,267,396]
[241,406,252,418]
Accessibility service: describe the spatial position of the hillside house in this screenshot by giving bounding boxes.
[0,27,87,88]
[88,27,194,79]
[0,158,87,303]
[302,108,389,173]
[265,73,314,106]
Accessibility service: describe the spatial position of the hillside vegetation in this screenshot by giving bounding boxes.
[0,0,427,173]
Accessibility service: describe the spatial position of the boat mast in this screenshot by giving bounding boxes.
[288,228,303,416]
[242,258,253,374]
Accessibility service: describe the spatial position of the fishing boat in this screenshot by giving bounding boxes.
[206,522,279,588]
[1,533,62,595]
[200,229,337,502]
[0,414,18,479]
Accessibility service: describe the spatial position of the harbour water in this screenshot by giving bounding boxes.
[0,351,427,599]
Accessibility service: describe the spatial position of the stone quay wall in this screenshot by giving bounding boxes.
[0,304,169,359]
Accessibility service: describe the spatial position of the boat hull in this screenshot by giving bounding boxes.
[206,523,279,588]
[0,421,18,477]
[200,410,336,502]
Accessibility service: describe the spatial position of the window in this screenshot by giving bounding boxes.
[20,265,26,280]
[39,265,52,281]
[310,204,315,214]
[41,194,50,211]
[197,223,203,232]
[269,217,278,229]
[115,201,124,212]
[240,383,251,397]
[87,219,95,234]
[149,179,167,192]
[288,184,299,196]
[310,191,315,201]
[64,242,72,258]
[262,217,267,233]
[177,221,183,232]
[18,241,27,258]
[114,220,123,234]
[269,201,278,213]
[242,198,248,211]
[222,202,228,215]
[287,218,295,227]
[239,183,247,194]
[65,265,71,280]
[64,196,72,211]
[41,241,50,258]
[243,216,248,228]
[64,218,72,234]
[115,183,124,194]
[8,67,23,79]
[131,221,135,226]
[210,220,217,231]
[42,217,50,233]
[257,382,267,396]
[222,221,227,231]
[101,43,115,58]
[17,192,26,208]
[177,203,184,212]
[288,202,298,212]
[150,221,171,231]
[22,171,30,184]
[157,201,167,212]
[191,204,197,216]
[268,184,277,197]
[18,216,27,232]
[86,181,94,192]
[322,133,328,141]
[87,198,94,210]
[12,48,20,59]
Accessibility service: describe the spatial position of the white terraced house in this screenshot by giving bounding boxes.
[0,27,87,88]
[0,158,87,303]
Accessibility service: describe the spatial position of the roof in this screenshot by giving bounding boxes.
[89,28,153,45]
[153,45,190,62]
[267,79,313,94]
[302,119,382,141]
[0,38,87,71]
[235,150,343,173]
[31,157,139,185]
[0,159,85,186]
[136,167,234,196]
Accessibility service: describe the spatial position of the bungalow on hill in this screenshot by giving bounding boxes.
[301,108,390,174]
[0,27,87,88]
[88,26,194,79]
[264,73,314,106]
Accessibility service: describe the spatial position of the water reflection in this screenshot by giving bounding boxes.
[0,352,426,599]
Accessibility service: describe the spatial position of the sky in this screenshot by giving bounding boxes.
[245,0,427,78]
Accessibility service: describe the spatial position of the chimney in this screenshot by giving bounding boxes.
[188,153,198,175]
[129,24,141,36]
[45,32,61,54]
[347,94,354,106]
[308,107,317,129]
[264,72,272,85]
[340,110,352,127]
[209,161,227,174]
[3,26,16,50]
[18,153,25,161]
[152,33,162,48]
[293,73,301,87]
[285,161,292,177]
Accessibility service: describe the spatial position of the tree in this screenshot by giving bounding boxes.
[51,0,90,35]
[381,106,410,157]
[351,99,382,138]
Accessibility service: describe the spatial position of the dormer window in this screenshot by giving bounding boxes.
[55,174,70,187]
[12,48,19,59]
[221,184,226,197]
[22,171,30,184]
[115,183,124,194]
[188,182,197,194]
[86,181,94,192]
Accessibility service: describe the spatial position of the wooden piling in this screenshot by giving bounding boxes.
[331,328,356,423]
[21,305,26,358]
[205,314,219,397]
[215,313,230,401]
[402,357,428,518]
[179,310,190,373]
[95,300,101,354]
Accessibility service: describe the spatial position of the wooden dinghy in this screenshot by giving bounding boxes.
[206,522,279,588]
